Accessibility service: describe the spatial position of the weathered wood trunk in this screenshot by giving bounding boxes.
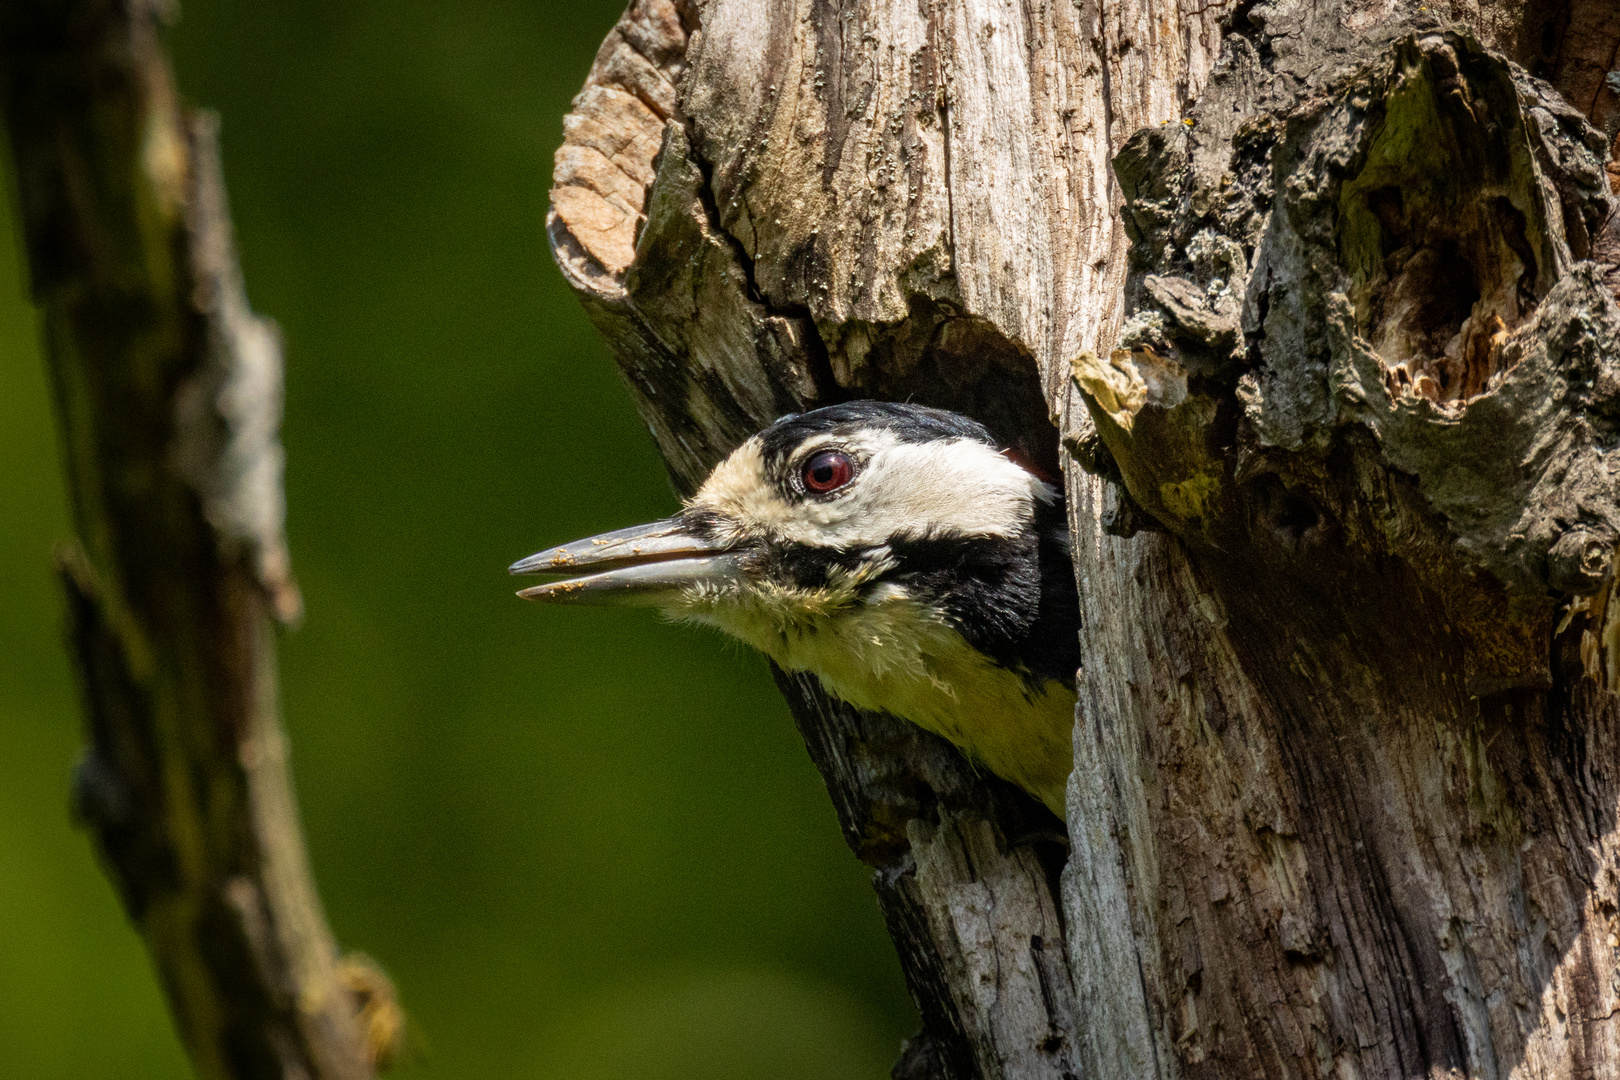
[550,1,1620,1077]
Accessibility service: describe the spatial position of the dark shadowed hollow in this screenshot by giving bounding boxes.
[0,1,916,1076]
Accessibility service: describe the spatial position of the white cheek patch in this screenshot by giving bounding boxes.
[688,428,1053,549]
[795,432,1047,547]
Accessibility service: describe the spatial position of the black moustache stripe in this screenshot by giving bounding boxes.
[748,500,1078,693]
[882,519,1078,692]
[754,543,874,590]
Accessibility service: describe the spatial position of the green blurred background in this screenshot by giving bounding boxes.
[0,2,915,1076]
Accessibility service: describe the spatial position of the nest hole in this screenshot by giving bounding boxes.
[1351,187,1537,406]
[1250,474,1328,557]
[1338,39,1552,409]
[838,306,1062,479]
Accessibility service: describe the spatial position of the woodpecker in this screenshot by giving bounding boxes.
[511,401,1079,815]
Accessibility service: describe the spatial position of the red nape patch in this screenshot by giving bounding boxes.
[1001,445,1059,485]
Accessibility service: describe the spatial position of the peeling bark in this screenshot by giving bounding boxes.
[551,0,1620,1077]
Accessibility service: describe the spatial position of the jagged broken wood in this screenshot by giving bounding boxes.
[552,1,1620,1078]
[0,3,399,1078]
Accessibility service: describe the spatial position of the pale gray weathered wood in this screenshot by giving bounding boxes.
[549,1,1620,1077]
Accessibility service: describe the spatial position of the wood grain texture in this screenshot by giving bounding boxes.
[0,3,395,1077]
[551,2,1097,1074]
[550,0,1620,1076]
[1075,15,1620,1080]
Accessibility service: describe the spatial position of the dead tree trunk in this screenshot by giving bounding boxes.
[551,1,1620,1078]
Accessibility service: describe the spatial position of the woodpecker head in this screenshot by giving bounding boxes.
[512,401,1079,813]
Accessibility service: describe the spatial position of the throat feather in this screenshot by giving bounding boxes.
[676,585,1074,815]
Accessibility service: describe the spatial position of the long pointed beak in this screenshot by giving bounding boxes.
[509,517,740,605]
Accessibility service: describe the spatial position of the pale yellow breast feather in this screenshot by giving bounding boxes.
[675,577,1074,815]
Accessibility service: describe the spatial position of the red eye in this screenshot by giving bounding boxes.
[803,449,854,493]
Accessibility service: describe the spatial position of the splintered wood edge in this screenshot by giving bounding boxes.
[548,0,691,296]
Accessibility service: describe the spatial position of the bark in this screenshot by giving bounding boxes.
[553,1,1620,1078]
[0,3,399,1077]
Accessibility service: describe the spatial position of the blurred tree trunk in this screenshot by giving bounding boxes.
[551,1,1620,1078]
[0,2,398,1077]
